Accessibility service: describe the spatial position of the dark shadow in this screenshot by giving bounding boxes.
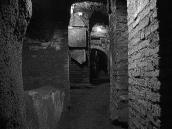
[157,0,172,128]
[90,49,109,84]
[111,119,128,129]
[26,0,69,41]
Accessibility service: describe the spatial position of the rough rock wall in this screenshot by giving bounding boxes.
[0,0,32,128]
[109,0,128,121]
[127,0,160,128]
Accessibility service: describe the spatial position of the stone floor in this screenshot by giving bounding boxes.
[58,83,125,129]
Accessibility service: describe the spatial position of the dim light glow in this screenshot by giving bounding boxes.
[91,24,108,38]
[77,12,83,16]
[71,4,74,15]
[95,26,104,33]
[68,26,73,29]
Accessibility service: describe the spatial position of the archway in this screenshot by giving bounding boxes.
[90,49,109,83]
[89,9,109,85]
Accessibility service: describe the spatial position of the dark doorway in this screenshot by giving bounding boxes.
[90,49,109,84]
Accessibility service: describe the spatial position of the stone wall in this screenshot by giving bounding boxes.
[0,0,32,129]
[109,0,128,122]
[127,0,160,128]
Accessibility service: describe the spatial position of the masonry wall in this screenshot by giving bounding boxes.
[0,0,31,128]
[109,0,128,121]
[127,0,161,128]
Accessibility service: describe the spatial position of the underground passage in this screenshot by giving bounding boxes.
[0,0,172,129]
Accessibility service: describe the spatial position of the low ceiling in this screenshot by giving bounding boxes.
[30,0,107,22]
[26,0,107,40]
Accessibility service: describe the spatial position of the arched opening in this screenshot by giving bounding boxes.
[90,49,109,83]
[89,9,109,85]
[89,11,109,32]
[68,1,109,87]
[89,23,110,84]
[67,2,115,129]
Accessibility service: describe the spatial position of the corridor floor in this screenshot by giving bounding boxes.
[59,83,124,129]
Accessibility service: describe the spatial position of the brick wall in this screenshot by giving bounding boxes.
[127,0,161,128]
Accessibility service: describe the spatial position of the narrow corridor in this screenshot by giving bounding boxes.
[59,83,125,129]
[2,0,170,129]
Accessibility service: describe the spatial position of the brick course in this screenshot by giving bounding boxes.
[127,0,160,128]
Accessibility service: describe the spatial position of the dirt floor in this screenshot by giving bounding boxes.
[58,83,125,129]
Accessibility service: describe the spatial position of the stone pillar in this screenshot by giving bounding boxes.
[0,0,32,128]
[109,0,128,123]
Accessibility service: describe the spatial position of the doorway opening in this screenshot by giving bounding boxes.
[90,49,109,84]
